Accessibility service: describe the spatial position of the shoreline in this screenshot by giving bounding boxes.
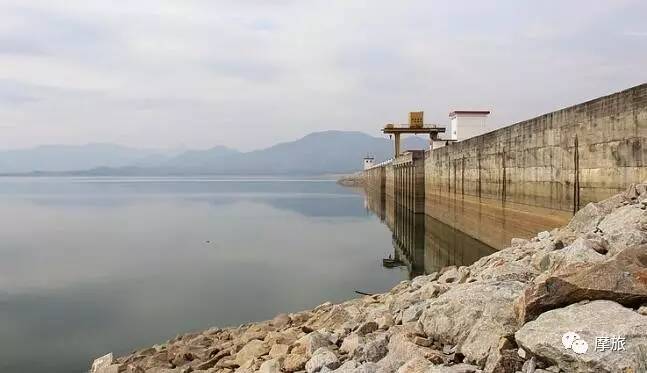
[92,183,647,373]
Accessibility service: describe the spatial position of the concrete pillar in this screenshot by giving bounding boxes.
[394,133,401,157]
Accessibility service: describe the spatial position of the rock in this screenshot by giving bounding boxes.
[95,365,119,373]
[439,267,460,283]
[545,237,607,272]
[411,275,431,289]
[282,353,308,372]
[295,331,332,357]
[597,205,647,255]
[305,347,340,373]
[269,343,289,359]
[356,321,378,335]
[376,313,394,330]
[333,360,359,372]
[234,339,269,366]
[419,280,525,371]
[271,313,291,328]
[638,305,647,315]
[511,238,530,247]
[91,353,114,373]
[537,231,551,240]
[517,348,526,359]
[566,202,607,234]
[521,357,536,373]
[340,333,364,356]
[413,336,431,347]
[395,357,431,373]
[477,259,539,283]
[307,305,351,331]
[358,334,388,362]
[427,363,482,372]
[259,359,281,373]
[402,304,424,323]
[377,326,436,372]
[420,282,449,299]
[515,300,647,373]
[582,232,610,255]
[516,245,647,322]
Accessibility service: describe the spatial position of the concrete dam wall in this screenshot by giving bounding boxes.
[363,83,647,249]
[426,83,647,213]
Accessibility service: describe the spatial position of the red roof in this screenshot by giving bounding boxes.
[449,110,491,117]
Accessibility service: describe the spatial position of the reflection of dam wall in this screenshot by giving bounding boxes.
[423,214,494,273]
[366,192,496,278]
[363,84,647,249]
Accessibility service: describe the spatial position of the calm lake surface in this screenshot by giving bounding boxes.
[0,177,494,373]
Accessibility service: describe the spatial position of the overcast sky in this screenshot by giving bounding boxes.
[0,1,646,151]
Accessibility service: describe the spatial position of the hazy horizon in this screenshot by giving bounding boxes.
[1,1,646,151]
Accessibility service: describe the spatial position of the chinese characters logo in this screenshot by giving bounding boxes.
[562,332,626,354]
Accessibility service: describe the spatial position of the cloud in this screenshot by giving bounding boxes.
[0,0,645,151]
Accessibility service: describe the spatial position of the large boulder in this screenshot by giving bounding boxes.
[282,353,309,372]
[234,339,269,366]
[305,347,340,373]
[419,280,524,372]
[515,245,647,322]
[306,305,353,331]
[515,300,647,373]
[293,331,333,357]
[597,205,647,255]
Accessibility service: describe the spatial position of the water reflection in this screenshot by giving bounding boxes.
[0,177,404,373]
[364,189,496,279]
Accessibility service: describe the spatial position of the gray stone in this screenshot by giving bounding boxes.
[515,245,647,323]
[566,202,607,234]
[597,205,647,255]
[511,238,530,247]
[359,334,388,362]
[333,360,358,372]
[259,359,281,373]
[271,313,291,328]
[269,343,290,359]
[515,300,647,373]
[356,321,379,336]
[545,237,607,272]
[305,347,340,373]
[396,357,431,373]
[282,353,309,372]
[438,267,460,284]
[295,331,333,357]
[419,280,525,371]
[340,332,364,356]
[426,363,483,373]
[537,231,551,241]
[234,339,269,365]
[91,353,114,373]
[521,357,536,373]
[402,304,424,323]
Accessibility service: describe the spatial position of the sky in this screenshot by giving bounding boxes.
[0,0,646,152]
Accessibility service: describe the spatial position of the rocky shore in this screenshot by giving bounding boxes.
[92,184,647,373]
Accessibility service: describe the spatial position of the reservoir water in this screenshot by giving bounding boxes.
[0,177,495,372]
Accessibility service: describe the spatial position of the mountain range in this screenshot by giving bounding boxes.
[0,131,430,175]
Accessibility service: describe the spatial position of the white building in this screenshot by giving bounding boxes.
[447,110,491,141]
[363,154,375,170]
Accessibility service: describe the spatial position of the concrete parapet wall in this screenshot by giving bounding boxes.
[426,83,647,213]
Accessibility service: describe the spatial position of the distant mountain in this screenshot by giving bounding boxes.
[0,143,177,173]
[219,131,428,174]
[0,131,430,175]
